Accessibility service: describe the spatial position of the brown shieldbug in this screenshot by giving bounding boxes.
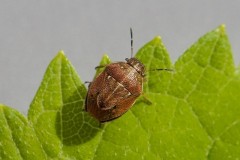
[85,29,172,122]
[85,57,145,122]
[85,28,145,122]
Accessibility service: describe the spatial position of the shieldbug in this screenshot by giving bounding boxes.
[85,29,171,122]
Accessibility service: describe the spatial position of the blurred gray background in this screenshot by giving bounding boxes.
[1,0,240,113]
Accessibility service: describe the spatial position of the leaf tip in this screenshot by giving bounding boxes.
[153,36,162,42]
[57,50,65,56]
[100,54,111,63]
[145,36,163,47]
[54,50,67,61]
[102,53,110,59]
[100,54,111,65]
[216,24,226,35]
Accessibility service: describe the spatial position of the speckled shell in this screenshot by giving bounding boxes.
[85,57,145,122]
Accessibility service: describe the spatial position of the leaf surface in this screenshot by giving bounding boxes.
[0,104,46,159]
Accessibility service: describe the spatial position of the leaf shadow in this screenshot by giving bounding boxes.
[55,86,103,146]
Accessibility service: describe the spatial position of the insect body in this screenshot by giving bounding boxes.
[85,57,145,122]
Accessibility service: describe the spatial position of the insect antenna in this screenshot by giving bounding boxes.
[150,68,174,72]
[130,27,133,58]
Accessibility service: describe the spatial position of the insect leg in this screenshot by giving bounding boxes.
[95,65,107,69]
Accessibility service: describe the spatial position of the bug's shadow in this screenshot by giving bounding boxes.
[55,87,103,146]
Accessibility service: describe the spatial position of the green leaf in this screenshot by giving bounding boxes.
[1,25,240,159]
[0,104,46,159]
[135,36,173,93]
[28,51,101,159]
[133,25,240,159]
